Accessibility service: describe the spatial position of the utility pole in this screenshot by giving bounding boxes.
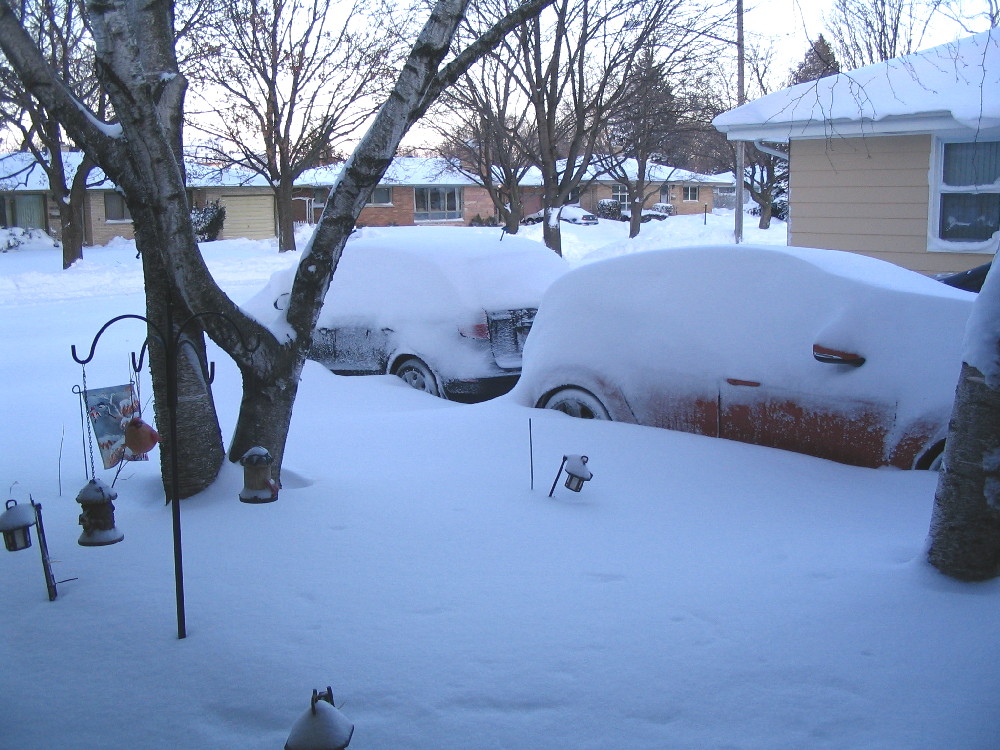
[734,0,745,244]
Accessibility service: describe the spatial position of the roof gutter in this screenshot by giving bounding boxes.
[753,140,789,161]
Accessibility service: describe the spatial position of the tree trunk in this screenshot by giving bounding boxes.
[139,223,225,499]
[276,179,297,252]
[59,199,85,269]
[228,348,304,480]
[757,202,772,229]
[542,207,562,255]
[927,361,1000,581]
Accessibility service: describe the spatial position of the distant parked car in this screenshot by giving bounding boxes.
[522,205,599,225]
[511,245,975,469]
[938,262,991,293]
[247,227,568,402]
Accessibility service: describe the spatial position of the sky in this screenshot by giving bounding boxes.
[742,0,996,74]
[1,215,997,750]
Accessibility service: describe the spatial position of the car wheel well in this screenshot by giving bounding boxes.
[915,439,946,470]
[537,385,611,420]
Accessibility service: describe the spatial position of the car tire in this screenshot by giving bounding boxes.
[539,387,610,420]
[395,357,441,397]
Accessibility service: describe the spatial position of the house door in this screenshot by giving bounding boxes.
[14,194,46,230]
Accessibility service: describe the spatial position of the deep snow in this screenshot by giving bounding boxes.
[1,214,997,750]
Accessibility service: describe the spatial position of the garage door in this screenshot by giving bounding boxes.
[219,194,276,240]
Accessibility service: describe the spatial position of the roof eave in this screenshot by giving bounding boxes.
[719,112,989,143]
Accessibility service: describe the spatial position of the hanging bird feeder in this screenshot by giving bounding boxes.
[76,478,124,547]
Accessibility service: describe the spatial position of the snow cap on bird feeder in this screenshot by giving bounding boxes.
[563,454,592,492]
[76,478,124,547]
[285,687,354,750]
[0,498,37,552]
[239,446,278,503]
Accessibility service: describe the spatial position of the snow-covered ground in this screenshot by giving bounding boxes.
[1,215,997,750]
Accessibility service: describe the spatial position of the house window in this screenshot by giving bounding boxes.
[414,186,462,221]
[564,187,581,205]
[937,140,1000,244]
[104,192,131,222]
[682,186,699,202]
[367,186,392,206]
[611,183,629,204]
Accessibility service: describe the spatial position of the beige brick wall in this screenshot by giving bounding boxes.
[84,190,136,246]
[789,135,993,274]
[580,182,714,215]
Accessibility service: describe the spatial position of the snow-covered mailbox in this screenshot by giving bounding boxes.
[239,446,278,503]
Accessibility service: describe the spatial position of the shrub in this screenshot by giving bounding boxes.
[191,200,226,242]
[468,214,499,227]
[596,199,622,220]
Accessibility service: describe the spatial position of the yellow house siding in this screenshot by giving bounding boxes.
[789,135,991,274]
[85,190,136,246]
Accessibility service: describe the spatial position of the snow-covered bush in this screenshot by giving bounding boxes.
[190,200,226,242]
[596,199,621,220]
[1,226,55,252]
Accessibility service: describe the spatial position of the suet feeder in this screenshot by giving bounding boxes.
[285,687,354,750]
[549,454,593,497]
[239,446,278,503]
[76,478,124,547]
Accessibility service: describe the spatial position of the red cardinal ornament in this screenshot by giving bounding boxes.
[124,417,159,454]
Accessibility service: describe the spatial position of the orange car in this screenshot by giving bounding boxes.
[511,245,975,469]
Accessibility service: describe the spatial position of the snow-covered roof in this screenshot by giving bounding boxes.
[713,29,1000,142]
[297,156,479,188]
[516,159,730,187]
[0,151,115,191]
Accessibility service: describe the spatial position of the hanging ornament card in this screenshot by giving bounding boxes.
[85,383,149,469]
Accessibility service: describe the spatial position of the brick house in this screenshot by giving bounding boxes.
[517,159,730,217]
[714,29,998,275]
[296,157,496,228]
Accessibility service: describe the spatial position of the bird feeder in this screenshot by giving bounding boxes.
[239,446,278,503]
[76,478,124,547]
[549,454,593,496]
[285,687,354,750]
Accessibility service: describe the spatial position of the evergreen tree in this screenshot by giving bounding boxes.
[789,35,841,85]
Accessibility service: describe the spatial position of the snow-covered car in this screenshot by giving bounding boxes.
[510,245,976,469]
[245,227,568,402]
[522,205,599,225]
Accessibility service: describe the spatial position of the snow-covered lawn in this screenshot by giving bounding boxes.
[1,216,997,750]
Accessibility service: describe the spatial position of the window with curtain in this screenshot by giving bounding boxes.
[414,186,462,221]
[938,140,1000,243]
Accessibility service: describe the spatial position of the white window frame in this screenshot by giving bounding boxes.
[610,183,629,204]
[929,136,1000,253]
[682,185,699,202]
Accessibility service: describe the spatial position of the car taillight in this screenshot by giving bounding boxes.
[458,316,490,339]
